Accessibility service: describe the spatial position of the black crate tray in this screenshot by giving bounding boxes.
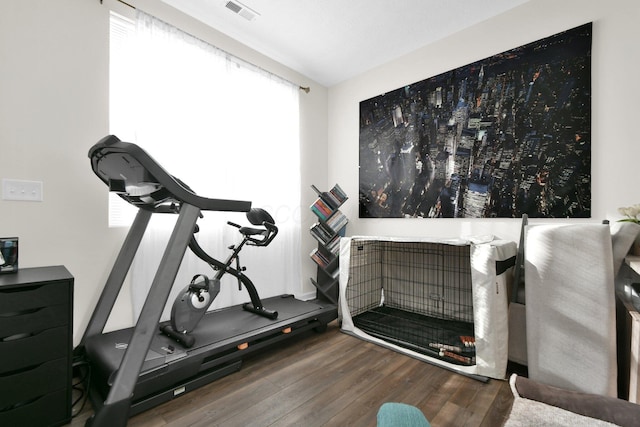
[352,305,475,365]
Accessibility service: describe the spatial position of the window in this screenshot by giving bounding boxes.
[109,10,302,317]
[108,12,137,227]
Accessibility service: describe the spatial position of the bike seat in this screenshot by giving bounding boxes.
[239,226,267,237]
[242,208,278,246]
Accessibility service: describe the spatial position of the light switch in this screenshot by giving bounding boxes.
[2,179,43,202]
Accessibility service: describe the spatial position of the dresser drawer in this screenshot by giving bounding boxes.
[0,357,68,409]
[0,388,70,427]
[0,326,69,372]
[0,302,68,338]
[0,281,69,314]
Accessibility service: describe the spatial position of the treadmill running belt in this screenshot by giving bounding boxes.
[84,295,336,407]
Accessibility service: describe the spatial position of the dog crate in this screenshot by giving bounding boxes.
[339,236,516,380]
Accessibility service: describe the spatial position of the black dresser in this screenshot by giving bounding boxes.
[0,266,74,426]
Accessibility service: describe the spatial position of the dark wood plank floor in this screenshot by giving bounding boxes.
[68,321,514,426]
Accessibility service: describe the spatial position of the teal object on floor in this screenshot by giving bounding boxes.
[377,402,431,427]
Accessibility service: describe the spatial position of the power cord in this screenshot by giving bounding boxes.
[71,355,91,418]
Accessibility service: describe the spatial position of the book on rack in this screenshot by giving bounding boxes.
[310,248,334,269]
[310,204,328,221]
[310,198,336,220]
[311,184,347,210]
[329,183,347,204]
[326,234,341,255]
[310,222,336,244]
[325,210,348,233]
[314,198,334,217]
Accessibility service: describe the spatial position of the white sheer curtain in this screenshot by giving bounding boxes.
[110,11,301,321]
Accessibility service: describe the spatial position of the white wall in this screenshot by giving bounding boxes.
[0,0,328,346]
[328,0,640,245]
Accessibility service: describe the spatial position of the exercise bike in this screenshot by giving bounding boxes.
[161,208,279,348]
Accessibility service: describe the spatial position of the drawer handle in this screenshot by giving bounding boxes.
[0,286,43,295]
[0,307,44,318]
[1,332,33,342]
[0,361,43,377]
[0,395,42,413]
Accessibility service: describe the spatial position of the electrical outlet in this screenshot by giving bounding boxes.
[2,179,43,202]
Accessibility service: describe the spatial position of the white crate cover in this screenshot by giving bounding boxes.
[339,235,516,380]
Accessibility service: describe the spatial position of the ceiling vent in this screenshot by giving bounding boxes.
[225,1,259,21]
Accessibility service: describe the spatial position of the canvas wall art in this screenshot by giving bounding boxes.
[359,23,592,219]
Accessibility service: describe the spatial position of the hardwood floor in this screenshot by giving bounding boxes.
[68,322,514,427]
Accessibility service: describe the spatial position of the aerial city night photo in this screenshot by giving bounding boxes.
[359,23,592,219]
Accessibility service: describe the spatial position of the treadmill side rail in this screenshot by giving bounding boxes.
[79,208,152,346]
[85,204,202,427]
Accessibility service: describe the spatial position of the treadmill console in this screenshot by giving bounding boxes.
[88,135,251,213]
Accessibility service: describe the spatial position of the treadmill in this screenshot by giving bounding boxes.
[77,135,337,427]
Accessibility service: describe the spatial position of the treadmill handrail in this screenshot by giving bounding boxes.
[89,135,251,213]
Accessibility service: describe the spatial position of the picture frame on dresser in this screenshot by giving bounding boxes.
[0,237,18,274]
